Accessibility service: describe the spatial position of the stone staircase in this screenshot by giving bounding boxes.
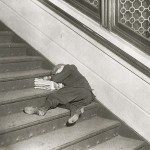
[0,22,148,150]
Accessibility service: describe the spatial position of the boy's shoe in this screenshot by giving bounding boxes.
[66,107,84,127]
[24,107,47,116]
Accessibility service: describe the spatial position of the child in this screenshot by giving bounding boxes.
[24,64,95,126]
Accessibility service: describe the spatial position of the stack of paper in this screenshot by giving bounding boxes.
[34,78,63,90]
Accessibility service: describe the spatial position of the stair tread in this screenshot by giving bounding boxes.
[89,135,145,150]
[0,86,97,106]
[2,117,120,150]
[0,107,68,134]
[0,43,26,47]
[0,69,51,81]
[0,88,52,105]
[0,56,43,63]
[0,102,97,134]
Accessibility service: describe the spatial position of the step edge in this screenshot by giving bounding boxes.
[0,43,26,48]
[0,56,43,63]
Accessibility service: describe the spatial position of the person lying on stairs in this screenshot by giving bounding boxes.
[24,64,95,126]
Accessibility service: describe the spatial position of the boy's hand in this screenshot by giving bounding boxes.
[54,83,64,90]
[43,76,51,80]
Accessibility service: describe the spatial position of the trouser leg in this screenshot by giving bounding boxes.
[39,94,60,112]
[65,98,92,126]
[64,97,92,116]
[24,94,60,116]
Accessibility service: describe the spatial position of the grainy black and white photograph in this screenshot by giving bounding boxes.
[0,0,149,149]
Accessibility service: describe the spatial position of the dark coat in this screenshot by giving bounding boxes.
[50,64,95,105]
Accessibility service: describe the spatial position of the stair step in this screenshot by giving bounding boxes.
[0,69,51,81]
[0,31,13,43]
[0,86,99,117]
[0,69,51,92]
[0,103,99,147]
[1,117,120,150]
[0,43,27,57]
[0,56,43,73]
[0,88,51,105]
[0,88,52,116]
[89,135,145,150]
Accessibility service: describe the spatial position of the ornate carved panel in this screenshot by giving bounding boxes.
[119,0,150,41]
[64,0,101,23]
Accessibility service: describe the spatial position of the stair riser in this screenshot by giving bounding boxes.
[0,109,98,147]
[0,78,35,92]
[61,127,120,150]
[0,97,47,117]
[0,35,12,43]
[0,47,26,57]
[0,61,42,73]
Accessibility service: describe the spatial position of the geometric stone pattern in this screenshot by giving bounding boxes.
[83,0,99,8]
[119,0,150,40]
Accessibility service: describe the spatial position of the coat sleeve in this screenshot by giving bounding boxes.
[51,65,71,83]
